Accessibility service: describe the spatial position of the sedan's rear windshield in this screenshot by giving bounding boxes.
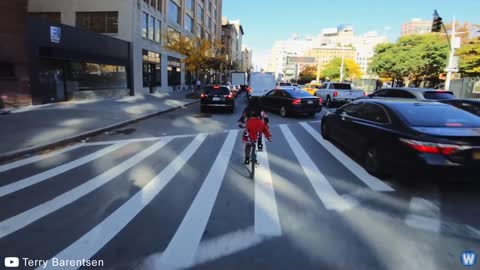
[286,89,314,97]
[204,87,230,94]
[333,83,352,90]
[395,104,480,127]
[422,91,455,100]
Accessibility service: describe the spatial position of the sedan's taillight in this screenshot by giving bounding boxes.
[292,98,301,105]
[318,97,323,104]
[399,138,471,155]
[333,91,338,97]
[363,91,367,96]
[200,93,206,99]
[224,94,233,99]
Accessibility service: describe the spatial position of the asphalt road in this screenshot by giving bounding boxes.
[0,92,479,270]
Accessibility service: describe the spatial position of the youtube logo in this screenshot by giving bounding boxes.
[4,257,19,268]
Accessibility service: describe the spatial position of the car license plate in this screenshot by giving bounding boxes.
[213,97,220,101]
[308,100,313,104]
[473,151,480,160]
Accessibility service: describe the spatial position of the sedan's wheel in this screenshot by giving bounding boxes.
[280,106,288,117]
[364,146,385,177]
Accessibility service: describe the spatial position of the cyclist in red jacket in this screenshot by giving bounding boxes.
[242,110,272,165]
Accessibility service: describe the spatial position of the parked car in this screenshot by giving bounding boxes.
[231,85,240,97]
[315,82,366,107]
[439,99,480,117]
[359,88,456,101]
[321,99,480,177]
[200,85,235,113]
[240,84,251,93]
[260,88,322,117]
[278,82,292,87]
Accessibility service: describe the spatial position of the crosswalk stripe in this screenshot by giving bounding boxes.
[85,134,199,146]
[255,143,282,236]
[299,122,394,192]
[159,130,238,269]
[40,135,206,270]
[0,144,84,173]
[0,138,173,239]
[0,142,130,197]
[280,125,355,211]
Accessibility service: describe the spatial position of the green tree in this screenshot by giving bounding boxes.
[298,65,317,83]
[321,58,362,81]
[456,38,480,77]
[370,34,448,86]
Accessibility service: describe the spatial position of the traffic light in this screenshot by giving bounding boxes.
[431,15,443,32]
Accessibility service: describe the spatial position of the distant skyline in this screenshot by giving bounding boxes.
[223,0,480,68]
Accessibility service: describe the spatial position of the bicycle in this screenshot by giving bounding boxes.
[247,140,258,179]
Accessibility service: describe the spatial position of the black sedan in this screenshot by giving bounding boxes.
[260,88,322,117]
[439,99,480,117]
[200,86,235,113]
[321,99,480,177]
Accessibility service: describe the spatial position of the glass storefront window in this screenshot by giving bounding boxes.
[142,50,161,87]
[69,62,127,91]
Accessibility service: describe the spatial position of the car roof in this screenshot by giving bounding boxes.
[378,87,452,93]
[354,98,447,107]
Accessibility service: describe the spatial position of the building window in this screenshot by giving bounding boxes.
[185,15,193,33]
[155,19,161,42]
[148,15,155,40]
[76,12,118,34]
[150,0,155,8]
[196,24,202,38]
[69,62,127,91]
[206,0,210,11]
[142,12,148,38]
[167,27,181,45]
[29,12,61,24]
[168,0,181,25]
[186,0,193,11]
[197,4,203,23]
[0,63,15,79]
[206,16,210,29]
[142,50,161,87]
[168,57,181,86]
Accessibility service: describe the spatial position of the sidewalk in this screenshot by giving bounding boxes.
[0,90,199,161]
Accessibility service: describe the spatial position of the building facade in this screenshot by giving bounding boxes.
[401,19,432,36]
[221,17,244,71]
[28,0,223,97]
[241,46,252,72]
[306,46,356,71]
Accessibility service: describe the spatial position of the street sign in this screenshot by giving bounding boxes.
[50,26,61,43]
[286,56,316,64]
[445,68,458,73]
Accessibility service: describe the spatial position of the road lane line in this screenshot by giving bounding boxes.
[0,144,84,173]
[159,130,238,269]
[40,135,206,270]
[300,122,394,192]
[0,142,130,197]
[0,138,173,239]
[280,125,354,211]
[255,143,282,236]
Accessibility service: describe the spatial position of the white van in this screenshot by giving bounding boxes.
[248,72,276,98]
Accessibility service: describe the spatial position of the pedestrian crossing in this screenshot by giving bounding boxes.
[0,121,475,270]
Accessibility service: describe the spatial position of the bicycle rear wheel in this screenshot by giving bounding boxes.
[250,144,256,179]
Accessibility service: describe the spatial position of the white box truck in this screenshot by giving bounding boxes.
[248,72,276,98]
[231,72,247,86]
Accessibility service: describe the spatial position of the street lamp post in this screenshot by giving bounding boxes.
[445,16,456,91]
[340,45,345,82]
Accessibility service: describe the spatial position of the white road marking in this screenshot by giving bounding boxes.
[85,134,198,146]
[0,144,84,173]
[194,227,263,266]
[0,142,130,197]
[0,138,173,239]
[280,125,354,212]
[40,135,205,270]
[255,143,282,236]
[466,225,480,238]
[405,215,441,233]
[159,131,238,269]
[300,122,394,192]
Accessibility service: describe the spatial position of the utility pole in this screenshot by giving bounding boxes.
[340,45,345,82]
[445,16,456,91]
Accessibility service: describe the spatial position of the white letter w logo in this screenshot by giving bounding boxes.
[461,251,477,266]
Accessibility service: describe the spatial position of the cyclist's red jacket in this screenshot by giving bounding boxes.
[243,117,272,143]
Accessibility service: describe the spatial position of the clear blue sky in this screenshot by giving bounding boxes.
[223,0,480,67]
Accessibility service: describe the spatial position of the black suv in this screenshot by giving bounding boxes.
[200,86,235,113]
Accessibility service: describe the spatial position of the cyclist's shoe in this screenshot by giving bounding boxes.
[244,158,250,165]
[257,144,263,152]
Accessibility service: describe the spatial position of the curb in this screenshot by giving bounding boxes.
[0,100,200,163]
